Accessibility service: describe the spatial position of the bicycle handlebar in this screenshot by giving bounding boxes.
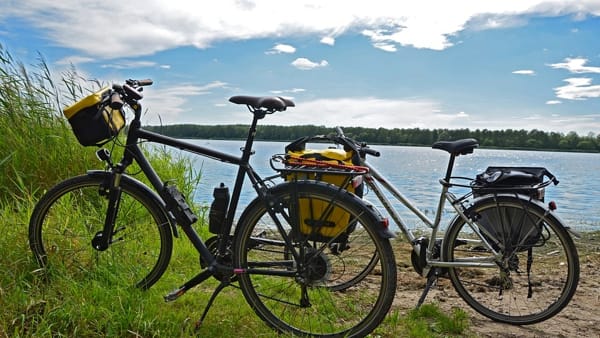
[363,147,381,157]
[334,126,381,158]
[123,84,143,100]
[110,79,153,109]
[129,79,153,87]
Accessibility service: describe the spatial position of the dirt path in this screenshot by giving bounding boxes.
[390,236,600,337]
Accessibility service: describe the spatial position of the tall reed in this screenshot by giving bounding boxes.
[0,45,97,201]
[0,45,199,203]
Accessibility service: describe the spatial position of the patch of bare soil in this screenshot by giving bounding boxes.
[390,235,600,337]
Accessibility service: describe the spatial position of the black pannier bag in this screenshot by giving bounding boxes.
[470,167,555,251]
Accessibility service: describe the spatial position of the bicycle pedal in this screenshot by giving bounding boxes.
[164,286,187,302]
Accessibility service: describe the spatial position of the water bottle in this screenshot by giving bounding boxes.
[209,183,229,234]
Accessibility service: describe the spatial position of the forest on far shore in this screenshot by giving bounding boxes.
[144,124,600,153]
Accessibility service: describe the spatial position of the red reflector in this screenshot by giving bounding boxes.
[381,218,389,228]
[549,201,557,211]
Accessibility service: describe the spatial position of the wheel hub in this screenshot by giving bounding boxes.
[298,247,331,286]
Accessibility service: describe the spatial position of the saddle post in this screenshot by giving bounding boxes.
[431,138,480,184]
[443,153,457,183]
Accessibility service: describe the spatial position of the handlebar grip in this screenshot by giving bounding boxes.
[364,147,380,157]
[123,84,143,100]
[137,79,153,86]
[109,92,123,109]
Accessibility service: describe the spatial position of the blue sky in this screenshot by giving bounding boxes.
[1,1,599,135]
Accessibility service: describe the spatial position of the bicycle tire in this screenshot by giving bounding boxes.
[29,174,173,289]
[442,195,579,324]
[233,180,396,337]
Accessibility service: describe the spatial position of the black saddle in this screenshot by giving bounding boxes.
[432,138,479,155]
[229,95,295,112]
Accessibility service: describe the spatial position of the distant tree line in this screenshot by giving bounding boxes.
[144,124,600,152]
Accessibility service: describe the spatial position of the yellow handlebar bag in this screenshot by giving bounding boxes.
[63,87,125,146]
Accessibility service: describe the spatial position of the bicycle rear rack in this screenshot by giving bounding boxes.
[270,154,369,178]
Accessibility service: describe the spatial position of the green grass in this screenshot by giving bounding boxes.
[1,204,472,337]
[0,206,272,337]
[0,44,471,337]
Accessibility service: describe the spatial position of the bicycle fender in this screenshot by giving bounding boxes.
[85,170,178,238]
[449,193,570,237]
[470,193,547,215]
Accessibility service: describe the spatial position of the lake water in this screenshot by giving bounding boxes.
[180,139,599,232]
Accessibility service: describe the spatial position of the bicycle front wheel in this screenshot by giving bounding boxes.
[234,181,396,337]
[28,174,173,289]
[442,195,579,324]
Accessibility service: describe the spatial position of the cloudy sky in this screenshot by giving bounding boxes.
[1,1,599,135]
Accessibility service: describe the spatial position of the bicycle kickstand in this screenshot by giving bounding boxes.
[195,280,230,330]
[416,267,442,308]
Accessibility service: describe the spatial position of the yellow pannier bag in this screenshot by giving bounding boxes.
[285,148,362,240]
[63,87,125,146]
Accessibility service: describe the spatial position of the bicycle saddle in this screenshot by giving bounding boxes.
[432,138,479,155]
[229,95,295,112]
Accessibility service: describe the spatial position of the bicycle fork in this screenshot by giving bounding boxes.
[92,169,124,251]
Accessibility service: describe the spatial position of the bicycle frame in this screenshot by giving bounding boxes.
[358,156,500,270]
[99,100,282,283]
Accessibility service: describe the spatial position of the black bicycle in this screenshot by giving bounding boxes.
[28,79,397,337]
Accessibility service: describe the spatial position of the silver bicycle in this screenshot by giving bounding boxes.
[279,126,580,325]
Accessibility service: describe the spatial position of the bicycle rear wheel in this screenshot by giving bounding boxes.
[234,181,396,337]
[28,174,173,289]
[442,195,579,324]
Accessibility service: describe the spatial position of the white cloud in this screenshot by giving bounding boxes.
[142,81,228,123]
[554,78,600,100]
[3,1,600,58]
[100,60,159,69]
[320,37,335,46]
[261,96,599,134]
[373,43,397,52]
[270,88,306,94]
[266,43,296,54]
[463,113,600,135]
[264,97,447,128]
[542,114,600,134]
[469,14,528,30]
[546,100,562,105]
[549,58,600,74]
[291,58,328,70]
[512,70,535,75]
[56,55,95,65]
[158,94,599,134]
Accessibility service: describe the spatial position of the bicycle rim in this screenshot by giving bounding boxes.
[443,196,579,324]
[234,181,396,337]
[28,174,173,289]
